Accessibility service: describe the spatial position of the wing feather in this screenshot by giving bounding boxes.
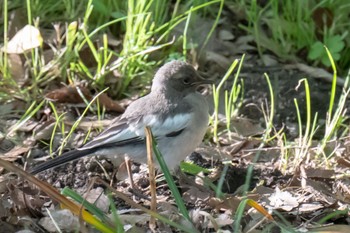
[80,113,192,150]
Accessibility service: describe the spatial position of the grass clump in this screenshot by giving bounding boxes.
[0,0,222,103]
[238,0,350,75]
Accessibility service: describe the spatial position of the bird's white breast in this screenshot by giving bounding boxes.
[156,92,209,170]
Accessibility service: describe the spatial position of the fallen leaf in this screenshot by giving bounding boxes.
[267,187,298,211]
[2,146,30,162]
[84,187,109,212]
[39,209,80,232]
[207,196,242,212]
[304,168,335,179]
[97,93,124,113]
[210,213,233,228]
[297,202,323,212]
[304,179,336,206]
[336,157,350,168]
[45,86,124,112]
[2,25,43,54]
[45,86,92,104]
[310,225,350,233]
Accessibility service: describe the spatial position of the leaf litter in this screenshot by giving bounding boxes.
[1,7,350,233]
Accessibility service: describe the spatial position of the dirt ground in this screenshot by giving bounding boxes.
[1,9,350,233]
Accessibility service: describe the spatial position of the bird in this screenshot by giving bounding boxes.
[30,60,212,175]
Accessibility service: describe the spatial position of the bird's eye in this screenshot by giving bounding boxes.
[183,77,191,85]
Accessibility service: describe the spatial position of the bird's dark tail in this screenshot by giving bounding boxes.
[30,148,98,175]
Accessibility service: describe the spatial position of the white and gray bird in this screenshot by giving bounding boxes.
[30,60,211,174]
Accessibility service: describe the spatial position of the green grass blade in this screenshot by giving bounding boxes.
[61,187,113,226]
[7,100,45,136]
[148,129,191,222]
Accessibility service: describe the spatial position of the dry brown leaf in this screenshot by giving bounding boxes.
[304,168,335,179]
[10,119,41,133]
[309,225,350,233]
[336,157,350,168]
[2,146,30,162]
[7,182,37,217]
[207,196,242,211]
[221,137,261,157]
[97,93,124,113]
[45,86,92,103]
[45,86,124,112]
[304,179,336,205]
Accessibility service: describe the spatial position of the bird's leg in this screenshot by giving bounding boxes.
[123,158,153,201]
[124,156,135,189]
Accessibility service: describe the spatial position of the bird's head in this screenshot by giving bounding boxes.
[151,61,212,93]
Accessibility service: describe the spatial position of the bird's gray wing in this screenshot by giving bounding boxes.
[30,113,192,174]
[80,112,192,149]
[30,117,142,175]
[80,116,143,149]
